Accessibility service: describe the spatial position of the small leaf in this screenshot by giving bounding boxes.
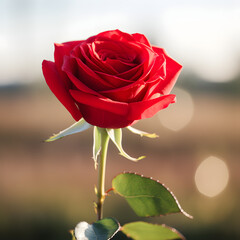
[74,218,120,240]
[127,126,159,138]
[93,126,102,168]
[45,118,92,142]
[106,129,145,162]
[122,222,185,240]
[112,173,192,218]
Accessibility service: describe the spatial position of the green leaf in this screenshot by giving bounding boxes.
[74,218,120,240]
[112,173,192,218]
[127,126,159,138]
[45,118,92,142]
[122,222,185,240]
[106,129,145,162]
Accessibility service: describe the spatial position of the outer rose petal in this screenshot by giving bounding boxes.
[69,90,128,116]
[70,89,175,128]
[78,104,136,128]
[127,94,176,120]
[42,60,82,121]
[132,33,151,47]
[70,89,132,128]
[152,47,182,95]
[94,29,135,43]
[54,41,83,70]
[54,41,83,89]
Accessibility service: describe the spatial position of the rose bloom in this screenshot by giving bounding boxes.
[42,30,181,128]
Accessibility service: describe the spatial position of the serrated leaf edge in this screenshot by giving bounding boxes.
[112,172,193,219]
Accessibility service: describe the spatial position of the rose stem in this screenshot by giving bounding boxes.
[96,128,110,220]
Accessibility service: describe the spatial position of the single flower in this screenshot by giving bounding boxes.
[42,29,181,128]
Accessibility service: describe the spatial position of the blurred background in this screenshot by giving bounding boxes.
[0,0,239,239]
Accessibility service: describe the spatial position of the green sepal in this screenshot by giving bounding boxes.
[127,126,159,138]
[45,118,92,142]
[93,127,104,168]
[106,129,145,162]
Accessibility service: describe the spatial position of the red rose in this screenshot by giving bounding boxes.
[42,30,181,128]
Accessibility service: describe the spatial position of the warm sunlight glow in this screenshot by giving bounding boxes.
[158,88,194,131]
[195,156,229,197]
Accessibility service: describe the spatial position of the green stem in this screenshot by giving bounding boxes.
[96,128,110,220]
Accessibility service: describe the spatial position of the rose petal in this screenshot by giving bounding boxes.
[99,57,157,102]
[152,47,182,94]
[132,33,152,47]
[100,82,147,102]
[54,41,83,89]
[142,54,167,100]
[69,89,128,116]
[62,56,102,96]
[74,43,118,75]
[93,40,137,63]
[70,90,175,129]
[98,48,158,102]
[135,42,157,71]
[145,53,166,83]
[142,75,165,100]
[70,89,133,127]
[54,41,83,70]
[105,58,137,73]
[117,62,144,80]
[122,44,158,83]
[95,71,133,88]
[79,104,136,128]
[42,60,82,121]
[94,29,136,42]
[63,56,115,91]
[91,41,135,74]
[127,94,176,120]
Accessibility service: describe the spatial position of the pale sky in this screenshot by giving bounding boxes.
[0,0,240,85]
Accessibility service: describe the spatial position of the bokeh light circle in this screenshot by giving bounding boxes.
[195,156,229,197]
[158,88,194,131]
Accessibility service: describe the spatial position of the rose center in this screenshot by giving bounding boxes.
[93,41,138,64]
[102,52,131,62]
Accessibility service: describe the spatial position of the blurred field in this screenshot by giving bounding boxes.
[0,83,239,240]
